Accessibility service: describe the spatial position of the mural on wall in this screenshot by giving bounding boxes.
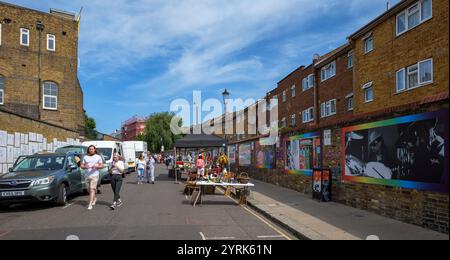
[342,110,449,193]
[0,129,81,174]
[238,142,253,166]
[227,145,237,164]
[255,138,276,169]
[285,132,322,176]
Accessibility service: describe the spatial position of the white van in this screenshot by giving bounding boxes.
[123,141,148,171]
[81,141,124,169]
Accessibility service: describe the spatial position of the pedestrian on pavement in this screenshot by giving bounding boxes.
[135,154,146,184]
[147,152,156,184]
[80,145,104,210]
[196,154,205,179]
[109,154,125,210]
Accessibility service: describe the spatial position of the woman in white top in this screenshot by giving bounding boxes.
[135,154,146,185]
[81,145,104,210]
[147,152,156,184]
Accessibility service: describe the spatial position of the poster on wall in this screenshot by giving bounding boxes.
[15,133,21,148]
[238,143,252,166]
[228,145,237,164]
[342,110,449,193]
[0,147,6,163]
[7,134,14,146]
[324,130,332,146]
[0,130,7,147]
[255,139,276,169]
[285,132,322,176]
[7,146,14,163]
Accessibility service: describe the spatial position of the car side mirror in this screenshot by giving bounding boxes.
[68,165,78,171]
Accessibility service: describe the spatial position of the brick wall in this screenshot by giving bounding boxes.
[0,2,84,133]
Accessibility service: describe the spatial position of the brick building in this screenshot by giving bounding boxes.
[0,1,84,133]
[121,116,146,141]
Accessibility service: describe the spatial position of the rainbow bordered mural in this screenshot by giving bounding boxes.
[284,132,322,176]
[342,110,449,193]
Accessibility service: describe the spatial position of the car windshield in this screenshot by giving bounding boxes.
[56,147,86,154]
[96,148,113,161]
[13,156,66,172]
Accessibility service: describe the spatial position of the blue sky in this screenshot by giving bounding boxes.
[7,0,399,134]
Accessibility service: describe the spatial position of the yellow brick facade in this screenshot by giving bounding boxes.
[352,0,449,115]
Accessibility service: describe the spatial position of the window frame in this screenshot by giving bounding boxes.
[47,34,56,52]
[291,84,296,97]
[291,114,296,127]
[0,23,2,46]
[302,74,315,91]
[362,82,374,103]
[418,58,433,85]
[281,117,286,128]
[20,28,30,47]
[363,33,374,54]
[347,96,354,111]
[320,61,336,82]
[347,51,354,68]
[302,107,314,123]
[282,91,286,103]
[320,99,337,118]
[42,82,58,110]
[396,68,406,92]
[396,0,433,36]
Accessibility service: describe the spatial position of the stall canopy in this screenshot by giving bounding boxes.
[174,134,228,148]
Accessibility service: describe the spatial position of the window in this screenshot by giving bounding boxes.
[302,107,314,123]
[43,82,58,110]
[282,91,286,102]
[0,76,4,105]
[320,61,336,82]
[397,0,433,36]
[0,23,2,46]
[363,33,374,54]
[20,28,29,46]
[348,51,353,68]
[302,74,315,91]
[291,85,296,97]
[362,82,374,102]
[347,94,354,111]
[396,59,433,93]
[47,34,55,51]
[396,68,406,92]
[281,117,286,128]
[321,99,337,118]
[291,114,296,127]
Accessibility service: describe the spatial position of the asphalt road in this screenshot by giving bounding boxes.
[0,165,294,240]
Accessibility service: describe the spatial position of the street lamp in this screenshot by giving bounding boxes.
[222,89,230,140]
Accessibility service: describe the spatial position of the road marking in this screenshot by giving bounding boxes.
[257,235,284,238]
[366,235,380,240]
[207,236,235,240]
[66,235,80,240]
[199,232,206,240]
[217,188,292,241]
[62,203,74,209]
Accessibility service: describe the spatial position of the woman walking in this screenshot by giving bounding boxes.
[196,154,205,179]
[109,154,125,210]
[135,154,146,184]
[147,152,156,184]
[80,145,104,210]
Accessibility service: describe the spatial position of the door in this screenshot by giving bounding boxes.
[66,155,82,193]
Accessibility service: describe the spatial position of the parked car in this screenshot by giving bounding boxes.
[0,152,91,207]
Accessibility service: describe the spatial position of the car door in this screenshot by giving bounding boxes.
[66,155,82,193]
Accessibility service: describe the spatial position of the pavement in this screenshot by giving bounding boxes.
[0,165,294,240]
[245,179,449,240]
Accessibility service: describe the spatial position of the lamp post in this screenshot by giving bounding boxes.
[222,89,230,139]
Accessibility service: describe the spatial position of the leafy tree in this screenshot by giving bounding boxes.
[142,112,182,153]
[84,110,97,140]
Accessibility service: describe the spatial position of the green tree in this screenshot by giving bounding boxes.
[84,110,97,140]
[142,112,182,153]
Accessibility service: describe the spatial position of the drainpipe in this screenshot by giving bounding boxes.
[36,21,45,120]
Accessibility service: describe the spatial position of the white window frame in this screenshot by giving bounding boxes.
[396,0,433,36]
[321,99,337,118]
[43,82,58,110]
[47,34,56,51]
[347,95,354,111]
[348,51,353,68]
[0,76,4,105]
[20,28,30,47]
[362,81,374,103]
[291,85,296,97]
[363,33,374,54]
[282,91,286,103]
[281,117,286,128]
[396,58,433,93]
[291,114,296,127]
[320,61,336,82]
[302,74,315,91]
[302,107,314,123]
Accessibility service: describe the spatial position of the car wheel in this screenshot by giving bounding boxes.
[56,184,68,206]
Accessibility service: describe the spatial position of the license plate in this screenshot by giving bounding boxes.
[1,191,25,197]
[128,162,134,165]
